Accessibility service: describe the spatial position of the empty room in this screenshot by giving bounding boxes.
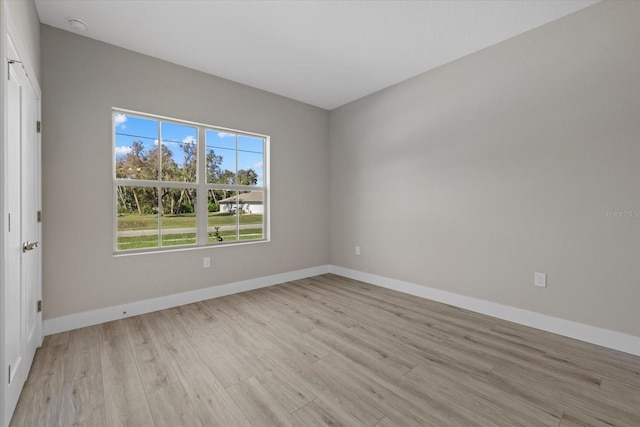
[1,0,639,425]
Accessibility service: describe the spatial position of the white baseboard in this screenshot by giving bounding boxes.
[328,265,640,357]
[43,265,330,336]
[44,263,640,357]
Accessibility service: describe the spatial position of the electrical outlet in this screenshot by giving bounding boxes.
[534,272,546,288]
[203,257,211,268]
[355,246,361,256]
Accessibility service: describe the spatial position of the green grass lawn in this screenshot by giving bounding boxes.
[117,213,264,250]
[117,228,264,250]
[117,213,263,230]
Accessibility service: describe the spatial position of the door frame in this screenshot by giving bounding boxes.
[0,1,43,425]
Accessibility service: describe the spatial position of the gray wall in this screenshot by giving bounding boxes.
[5,0,40,82]
[41,1,640,338]
[329,1,640,337]
[41,25,329,319]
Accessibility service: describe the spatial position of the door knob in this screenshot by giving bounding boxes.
[22,241,39,253]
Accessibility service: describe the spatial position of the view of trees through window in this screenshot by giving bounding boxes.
[114,111,266,251]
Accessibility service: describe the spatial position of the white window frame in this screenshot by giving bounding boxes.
[112,108,269,254]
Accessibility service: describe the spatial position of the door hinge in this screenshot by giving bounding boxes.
[37,121,41,133]
[8,365,11,384]
[37,300,42,313]
[37,210,42,222]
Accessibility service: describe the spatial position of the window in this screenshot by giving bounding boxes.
[113,109,268,252]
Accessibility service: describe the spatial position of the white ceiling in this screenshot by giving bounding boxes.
[35,0,599,110]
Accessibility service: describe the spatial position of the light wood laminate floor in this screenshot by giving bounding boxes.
[10,274,640,426]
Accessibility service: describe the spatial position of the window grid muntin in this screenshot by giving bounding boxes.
[113,109,267,253]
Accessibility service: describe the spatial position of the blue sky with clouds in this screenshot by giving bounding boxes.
[114,112,264,185]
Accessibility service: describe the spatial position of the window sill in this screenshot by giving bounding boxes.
[112,238,270,257]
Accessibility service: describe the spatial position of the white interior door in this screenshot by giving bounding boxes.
[20,50,41,385]
[3,37,42,427]
[4,44,24,427]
